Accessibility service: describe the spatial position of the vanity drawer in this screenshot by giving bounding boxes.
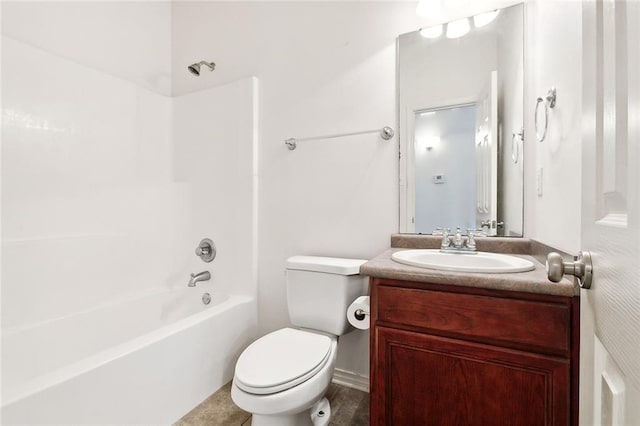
[376,284,571,356]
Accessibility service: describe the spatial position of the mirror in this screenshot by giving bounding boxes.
[398,3,524,237]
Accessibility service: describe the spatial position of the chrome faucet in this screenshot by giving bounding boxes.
[452,227,464,248]
[188,271,211,287]
[435,226,487,254]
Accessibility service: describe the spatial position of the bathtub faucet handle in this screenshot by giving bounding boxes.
[195,238,216,263]
[188,271,211,287]
[196,246,210,256]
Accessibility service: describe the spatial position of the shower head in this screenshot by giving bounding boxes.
[188,61,216,76]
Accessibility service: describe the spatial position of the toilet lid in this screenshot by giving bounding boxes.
[234,328,333,395]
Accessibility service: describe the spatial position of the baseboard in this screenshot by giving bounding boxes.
[332,368,370,393]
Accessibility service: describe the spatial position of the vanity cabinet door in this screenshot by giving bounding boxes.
[372,326,570,426]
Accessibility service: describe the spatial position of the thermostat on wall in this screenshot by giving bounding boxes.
[433,174,445,184]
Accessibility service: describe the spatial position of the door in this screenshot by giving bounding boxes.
[581,0,640,423]
[475,70,499,235]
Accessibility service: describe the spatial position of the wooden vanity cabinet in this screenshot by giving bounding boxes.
[370,278,579,426]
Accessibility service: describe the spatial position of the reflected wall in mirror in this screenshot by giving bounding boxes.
[398,3,524,237]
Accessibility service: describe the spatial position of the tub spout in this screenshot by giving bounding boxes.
[188,271,211,287]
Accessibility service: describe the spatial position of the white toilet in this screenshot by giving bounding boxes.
[231,255,367,426]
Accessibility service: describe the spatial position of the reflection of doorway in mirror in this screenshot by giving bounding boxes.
[476,70,498,236]
[413,104,477,234]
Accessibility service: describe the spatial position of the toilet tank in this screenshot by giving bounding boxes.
[286,256,368,336]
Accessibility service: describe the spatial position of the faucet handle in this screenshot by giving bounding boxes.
[432,227,450,235]
[467,228,488,237]
[195,238,216,263]
[433,228,451,249]
[466,231,477,250]
[466,229,487,250]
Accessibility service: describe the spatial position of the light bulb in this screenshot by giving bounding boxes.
[473,10,500,28]
[446,17,470,39]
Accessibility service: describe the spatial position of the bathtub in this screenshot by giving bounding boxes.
[1,287,257,425]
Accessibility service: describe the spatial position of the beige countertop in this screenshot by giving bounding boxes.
[361,236,578,297]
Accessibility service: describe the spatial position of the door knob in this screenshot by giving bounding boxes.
[546,251,593,289]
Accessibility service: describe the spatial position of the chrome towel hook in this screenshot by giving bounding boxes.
[535,88,556,142]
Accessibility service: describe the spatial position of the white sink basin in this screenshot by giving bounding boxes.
[391,249,535,273]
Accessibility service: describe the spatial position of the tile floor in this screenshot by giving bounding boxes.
[174,382,369,426]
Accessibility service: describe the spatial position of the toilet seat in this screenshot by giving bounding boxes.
[234,328,333,395]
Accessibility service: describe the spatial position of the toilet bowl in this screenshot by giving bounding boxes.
[231,328,338,426]
[230,256,367,426]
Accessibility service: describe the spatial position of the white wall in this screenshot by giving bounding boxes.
[523,0,583,253]
[1,1,172,96]
[171,2,421,379]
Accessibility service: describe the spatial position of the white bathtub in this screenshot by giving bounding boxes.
[1,287,257,425]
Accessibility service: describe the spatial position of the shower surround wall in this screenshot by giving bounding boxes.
[1,2,257,423]
[1,34,179,329]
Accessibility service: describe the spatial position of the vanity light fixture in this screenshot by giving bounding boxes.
[473,9,500,28]
[420,24,444,39]
[417,5,497,40]
[446,17,470,39]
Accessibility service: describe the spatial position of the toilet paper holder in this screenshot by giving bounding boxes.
[347,296,371,330]
[354,309,369,321]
